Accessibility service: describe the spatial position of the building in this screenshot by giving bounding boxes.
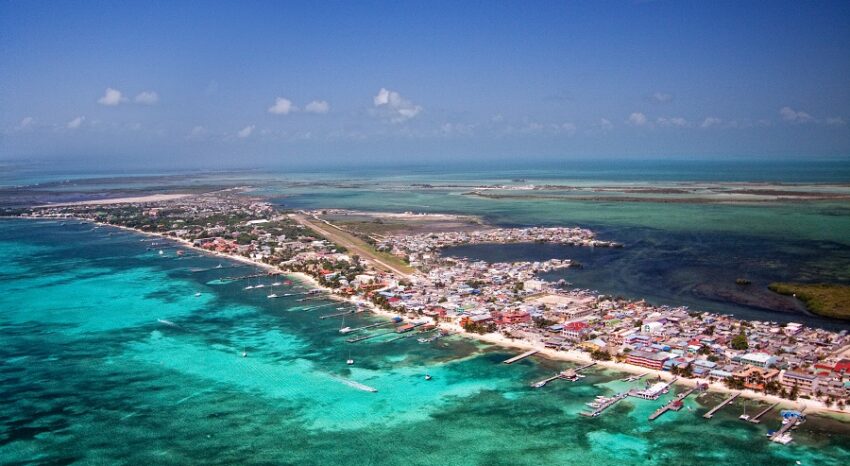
[781,371,818,395]
[739,352,777,368]
[630,382,669,400]
[626,350,670,370]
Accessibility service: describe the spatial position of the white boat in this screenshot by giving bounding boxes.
[271,282,282,286]
[425,374,432,381]
[254,284,266,289]
[158,250,164,255]
[242,351,247,358]
[775,434,793,445]
[244,285,254,290]
[339,327,353,334]
[346,359,354,365]
[194,292,202,297]
[267,293,279,299]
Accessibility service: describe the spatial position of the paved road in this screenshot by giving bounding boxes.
[290,213,413,278]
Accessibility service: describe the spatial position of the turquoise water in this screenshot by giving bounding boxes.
[2,219,850,464]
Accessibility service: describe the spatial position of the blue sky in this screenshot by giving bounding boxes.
[1,0,849,169]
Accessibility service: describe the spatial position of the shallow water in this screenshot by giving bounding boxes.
[1,219,849,464]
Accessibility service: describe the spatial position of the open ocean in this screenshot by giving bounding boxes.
[2,218,850,465]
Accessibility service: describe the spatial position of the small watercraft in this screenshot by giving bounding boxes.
[158,250,164,255]
[242,351,247,358]
[244,285,255,290]
[194,292,202,297]
[267,293,279,299]
[425,374,432,381]
[346,359,354,365]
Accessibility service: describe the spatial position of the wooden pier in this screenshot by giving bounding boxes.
[319,309,354,319]
[503,349,539,364]
[747,402,779,424]
[531,362,596,388]
[347,331,393,343]
[703,392,740,419]
[648,387,696,421]
[221,272,281,281]
[580,392,628,417]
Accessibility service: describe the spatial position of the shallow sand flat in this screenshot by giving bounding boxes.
[36,193,191,207]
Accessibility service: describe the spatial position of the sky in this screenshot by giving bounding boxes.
[1,0,849,170]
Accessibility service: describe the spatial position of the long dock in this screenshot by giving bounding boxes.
[319,309,354,319]
[342,321,392,334]
[703,392,740,419]
[580,392,628,417]
[531,362,596,388]
[347,331,393,343]
[648,387,696,421]
[748,402,779,424]
[221,272,280,281]
[503,349,539,364]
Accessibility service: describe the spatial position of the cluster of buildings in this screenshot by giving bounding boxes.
[20,195,850,408]
[376,227,620,269]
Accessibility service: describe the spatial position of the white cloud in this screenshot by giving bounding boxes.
[651,91,673,103]
[305,100,330,114]
[237,125,255,138]
[372,88,422,122]
[700,117,722,128]
[67,116,85,129]
[628,112,648,126]
[599,118,613,130]
[825,117,846,126]
[98,87,126,106]
[268,97,296,115]
[657,116,689,128]
[779,106,813,124]
[561,122,577,136]
[187,125,207,139]
[15,116,34,131]
[135,91,159,105]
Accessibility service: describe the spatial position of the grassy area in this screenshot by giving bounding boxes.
[768,282,850,320]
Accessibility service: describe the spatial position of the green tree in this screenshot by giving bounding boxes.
[731,331,749,350]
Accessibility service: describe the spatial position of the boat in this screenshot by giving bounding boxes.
[242,351,247,358]
[774,434,793,445]
[158,250,164,255]
[271,282,282,286]
[267,293,279,299]
[254,284,266,289]
[425,374,432,381]
[215,264,223,269]
[194,292,202,297]
[346,358,354,365]
[244,285,255,290]
[340,327,353,334]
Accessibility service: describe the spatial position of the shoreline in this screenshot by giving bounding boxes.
[9,216,849,419]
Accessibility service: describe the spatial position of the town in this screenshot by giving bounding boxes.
[13,190,850,414]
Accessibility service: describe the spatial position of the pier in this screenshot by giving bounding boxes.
[769,414,803,444]
[503,349,539,364]
[620,372,649,383]
[531,362,596,388]
[342,321,392,334]
[347,331,393,343]
[703,392,740,419]
[319,309,354,319]
[221,272,281,281]
[648,386,696,421]
[747,402,779,424]
[580,392,628,417]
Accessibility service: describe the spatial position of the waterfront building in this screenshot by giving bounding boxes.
[626,350,670,370]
